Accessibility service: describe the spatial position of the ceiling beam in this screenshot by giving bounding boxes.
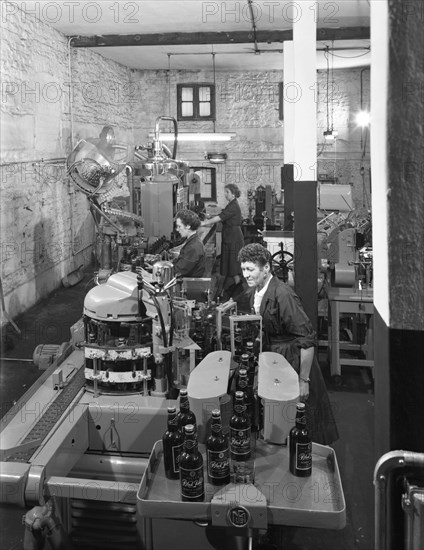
[70,27,370,48]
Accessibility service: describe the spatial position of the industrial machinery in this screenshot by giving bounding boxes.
[318,210,373,295]
[0,116,348,549]
[67,117,193,283]
[0,251,347,549]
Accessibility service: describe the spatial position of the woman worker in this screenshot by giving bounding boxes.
[173,209,206,278]
[238,243,339,445]
[201,184,244,297]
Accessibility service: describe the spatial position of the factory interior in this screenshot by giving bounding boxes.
[0,2,423,550]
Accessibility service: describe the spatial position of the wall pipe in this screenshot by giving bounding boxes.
[374,450,424,550]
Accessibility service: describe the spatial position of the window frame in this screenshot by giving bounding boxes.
[177,83,216,121]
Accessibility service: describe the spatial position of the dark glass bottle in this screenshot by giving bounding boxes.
[234,327,243,356]
[289,403,312,477]
[120,247,132,271]
[206,409,230,485]
[162,406,184,479]
[235,368,252,410]
[179,424,204,501]
[240,354,253,386]
[176,389,197,432]
[229,391,251,461]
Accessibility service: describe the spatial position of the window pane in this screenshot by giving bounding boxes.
[199,86,211,101]
[182,103,193,117]
[199,102,211,117]
[181,87,193,101]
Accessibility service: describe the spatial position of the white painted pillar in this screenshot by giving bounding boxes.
[292,2,317,180]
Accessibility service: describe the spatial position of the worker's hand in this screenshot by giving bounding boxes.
[299,379,310,401]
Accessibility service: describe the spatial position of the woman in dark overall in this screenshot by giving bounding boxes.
[201,184,244,296]
[238,243,338,445]
[173,209,206,278]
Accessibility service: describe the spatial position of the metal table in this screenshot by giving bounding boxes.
[328,288,374,377]
[137,439,346,550]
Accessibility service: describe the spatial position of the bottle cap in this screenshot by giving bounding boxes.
[235,391,244,399]
[184,424,195,434]
[241,354,249,361]
[180,389,188,396]
[167,406,176,413]
[239,369,247,376]
[296,402,306,411]
[211,409,221,417]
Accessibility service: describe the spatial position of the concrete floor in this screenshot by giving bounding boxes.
[0,269,375,550]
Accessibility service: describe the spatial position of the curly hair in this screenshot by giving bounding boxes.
[175,209,201,230]
[238,243,272,267]
[225,184,241,198]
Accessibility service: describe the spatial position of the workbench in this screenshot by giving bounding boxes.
[328,288,374,378]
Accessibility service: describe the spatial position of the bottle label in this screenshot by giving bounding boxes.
[234,404,246,414]
[230,427,251,457]
[171,443,183,475]
[180,465,204,499]
[207,449,230,479]
[295,442,312,470]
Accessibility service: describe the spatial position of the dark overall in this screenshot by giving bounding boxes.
[252,276,339,445]
[219,199,244,278]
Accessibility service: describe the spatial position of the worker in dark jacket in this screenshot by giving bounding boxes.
[201,184,244,297]
[173,209,206,278]
[238,243,339,445]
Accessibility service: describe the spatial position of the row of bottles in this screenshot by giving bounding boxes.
[162,390,255,501]
[162,395,312,503]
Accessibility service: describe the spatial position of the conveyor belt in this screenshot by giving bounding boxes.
[6,368,86,463]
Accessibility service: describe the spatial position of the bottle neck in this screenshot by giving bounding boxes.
[167,412,179,431]
[180,394,190,412]
[211,417,223,435]
[295,411,307,427]
[183,434,198,453]
[234,398,246,415]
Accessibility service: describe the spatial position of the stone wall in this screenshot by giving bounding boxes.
[0,4,134,321]
[1,1,370,322]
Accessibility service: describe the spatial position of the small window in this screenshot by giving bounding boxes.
[177,84,215,121]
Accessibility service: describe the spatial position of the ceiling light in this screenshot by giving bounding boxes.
[356,111,370,128]
[148,132,236,142]
[205,153,227,164]
[323,129,338,141]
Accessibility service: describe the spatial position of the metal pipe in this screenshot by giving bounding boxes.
[374,450,424,550]
[126,164,134,214]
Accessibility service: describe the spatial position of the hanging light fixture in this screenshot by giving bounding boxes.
[323,46,338,142]
[152,132,236,142]
[149,49,235,144]
[203,50,232,161]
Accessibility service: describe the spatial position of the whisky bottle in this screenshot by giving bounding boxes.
[180,424,204,501]
[162,406,184,479]
[206,409,230,485]
[289,403,312,477]
[176,389,196,432]
[229,391,251,461]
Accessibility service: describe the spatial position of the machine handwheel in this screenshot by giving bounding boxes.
[271,250,294,283]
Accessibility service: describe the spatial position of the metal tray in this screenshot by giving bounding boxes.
[137,439,346,530]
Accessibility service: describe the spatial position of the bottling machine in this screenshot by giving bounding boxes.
[0,117,346,549]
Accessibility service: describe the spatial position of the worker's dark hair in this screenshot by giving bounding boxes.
[238,243,272,267]
[175,209,201,230]
[224,184,241,198]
